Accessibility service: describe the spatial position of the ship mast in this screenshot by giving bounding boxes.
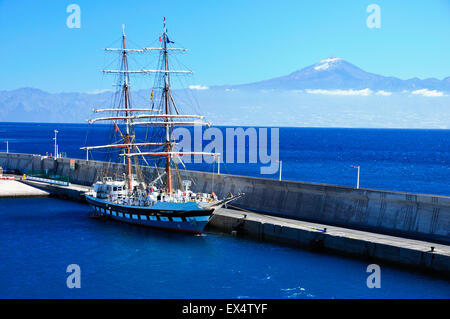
[162,18,173,193]
[122,25,133,192]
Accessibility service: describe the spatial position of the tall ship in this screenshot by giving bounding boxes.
[82,19,242,234]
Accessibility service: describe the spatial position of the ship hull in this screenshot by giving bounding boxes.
[85,195,213,234]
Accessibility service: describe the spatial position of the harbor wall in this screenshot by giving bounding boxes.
[1,152,449,244]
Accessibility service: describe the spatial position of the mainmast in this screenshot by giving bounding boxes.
[122,25,133,192]
[162,18,173,193]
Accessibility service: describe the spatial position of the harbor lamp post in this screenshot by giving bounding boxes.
[279,160,283,181]
[53,130,59,159]
[352,165,360,189]
[216,154,221,175]
[276,160,282,181]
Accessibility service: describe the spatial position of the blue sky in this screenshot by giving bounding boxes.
[0,0,449,92]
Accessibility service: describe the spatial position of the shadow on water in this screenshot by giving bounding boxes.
[89,216,211,246]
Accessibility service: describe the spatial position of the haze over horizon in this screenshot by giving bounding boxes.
[1,57,449,129]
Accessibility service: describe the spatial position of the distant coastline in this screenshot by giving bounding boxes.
[1,58,449,128]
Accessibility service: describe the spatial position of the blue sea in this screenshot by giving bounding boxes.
[0,122,449,298]
[1,122,449,196]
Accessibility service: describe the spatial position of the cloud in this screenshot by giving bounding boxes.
[87,89,112,94]
[411,89,445,97]
[376,90,392,96]
[305,88,372,96]
[188,85,209,90]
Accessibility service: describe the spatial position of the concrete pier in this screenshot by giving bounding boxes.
[0,179,49,198]
[208,208,450,276]
[20,179,91,202]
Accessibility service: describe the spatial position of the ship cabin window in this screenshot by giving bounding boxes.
[113,186,118,191]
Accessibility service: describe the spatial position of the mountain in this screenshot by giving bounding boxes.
[217,57,450,92]
[0,58,449,128]
[0,87,113,123]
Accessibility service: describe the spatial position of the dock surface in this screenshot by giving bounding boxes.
[20,179,91,202]
[0,179,50,198]
[214,208,450,255]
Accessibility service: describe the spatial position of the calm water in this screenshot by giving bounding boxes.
[0,123,449,298]
[0,197,449,299]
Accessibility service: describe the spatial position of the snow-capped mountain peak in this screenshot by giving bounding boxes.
[314,57,342,71]
[225,58,450,92]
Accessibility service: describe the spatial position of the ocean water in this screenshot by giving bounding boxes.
[0,123,449,298]
[0,197,449,299]
[0,122,449,196]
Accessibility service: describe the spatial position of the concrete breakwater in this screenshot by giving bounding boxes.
[1,152,449,245]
